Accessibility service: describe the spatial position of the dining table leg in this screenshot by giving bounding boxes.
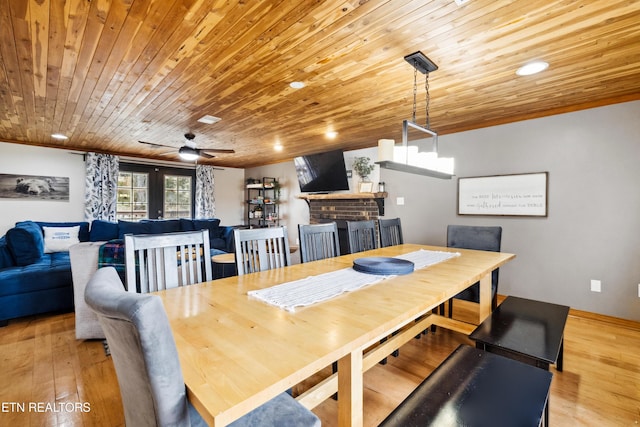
[337,349,364,427]
[478,272,492,323]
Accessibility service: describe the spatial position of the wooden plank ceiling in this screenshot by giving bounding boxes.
[1,0,639,168]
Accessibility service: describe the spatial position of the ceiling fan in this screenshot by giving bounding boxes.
[139,132,235,160]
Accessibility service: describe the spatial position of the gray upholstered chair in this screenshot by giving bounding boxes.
[298,223,340,263]
[447,225,502,316]
[378,218,403,247]
[84,267,320,427]
[346,220,378,253]
[124,230,213,293]
[233,226,291,275]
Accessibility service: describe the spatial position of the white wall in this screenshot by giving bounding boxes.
[211,166,246,226]
[249,101,640,321]
[0,142,86,235]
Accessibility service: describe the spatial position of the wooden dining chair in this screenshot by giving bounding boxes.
[378,217,404,247]
[124,230,212,293]
[85,267,320,427]
[233,226,291,275]
[298,222,341,263]
[346,220,378,254]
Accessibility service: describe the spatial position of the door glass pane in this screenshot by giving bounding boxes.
[117,172,149,221]
[164,175,192,219]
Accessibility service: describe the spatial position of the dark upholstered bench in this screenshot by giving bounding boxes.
[469,296,569,426]
[469,296,570,371]
[379,345,552,427]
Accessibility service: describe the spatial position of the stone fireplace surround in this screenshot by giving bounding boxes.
[297,192,387,255]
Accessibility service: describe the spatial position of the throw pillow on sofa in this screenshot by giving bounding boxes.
[0,236,15,269]
[6,221,45,266]
[43,225,80,253]
[90,220,119,241]
[118,220,152,239]
[36,221,90,242]
[142,219,182,234]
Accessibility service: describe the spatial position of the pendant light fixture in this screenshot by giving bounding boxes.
[377,51,454,179]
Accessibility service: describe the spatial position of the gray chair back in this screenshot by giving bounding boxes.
[298,222,341,263]
[124,230,212,293]
[447,225,502,306]
[86,268,321,427]
[378,218,403,247]
[346,220,378,253]
[233,226,291,275]
[85,267,191,427]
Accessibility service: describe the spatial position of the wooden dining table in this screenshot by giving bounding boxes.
[156,244,515,427]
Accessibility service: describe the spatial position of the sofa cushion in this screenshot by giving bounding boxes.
[118,220,152,239]
[43,225,81,253]
[0,252,72,296]
[36,221,90,242]
[90,220,119,241]
[191,219,222,238]
[6,221,45,266]
[179,218,196,232]
[0,237,15,269]
[143,219,182,234]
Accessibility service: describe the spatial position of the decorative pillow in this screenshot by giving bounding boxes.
[36,221,90,242]
[118,220,152,239]
[0,236,16,269]
[90,220,119,241]
[192,219,222,239]
[179,218,196,231]
[43,225,80,253]
[142,219,182,234]
[6,221,45,266]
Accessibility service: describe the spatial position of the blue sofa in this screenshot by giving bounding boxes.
[0,218,234,326]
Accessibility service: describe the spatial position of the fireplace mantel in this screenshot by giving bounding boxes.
[298,192,387,216]
[297,192,387,201]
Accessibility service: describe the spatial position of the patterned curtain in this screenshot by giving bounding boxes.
[84,153,119,221]
[195,164,215,219]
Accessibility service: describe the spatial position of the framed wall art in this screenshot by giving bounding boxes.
[457,172,548,217]
[0,173,70,201]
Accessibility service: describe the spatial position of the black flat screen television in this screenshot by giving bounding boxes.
[294,149,350,193]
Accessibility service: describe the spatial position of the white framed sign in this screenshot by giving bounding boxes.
[457,172,548,217]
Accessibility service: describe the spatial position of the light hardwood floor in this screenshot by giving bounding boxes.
[1,298,639,426]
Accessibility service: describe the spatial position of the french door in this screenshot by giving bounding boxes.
[116,163,195,221]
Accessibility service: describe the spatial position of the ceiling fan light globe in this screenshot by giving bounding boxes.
[179,146,199,161]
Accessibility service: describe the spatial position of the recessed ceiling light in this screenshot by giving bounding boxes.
[197,115,221,124]
[51,133,68,140]
[326,131,338,139]
[516,61,549,76]
[274,142,283,152]
[289,81,305,89]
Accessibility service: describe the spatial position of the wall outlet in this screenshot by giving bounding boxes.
[396,197,405,205]
[590,279,601,292]
[637,284,640,298]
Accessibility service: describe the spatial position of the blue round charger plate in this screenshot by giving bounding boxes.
[353,257,414,275]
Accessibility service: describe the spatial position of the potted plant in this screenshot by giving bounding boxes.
[352,156,375,181]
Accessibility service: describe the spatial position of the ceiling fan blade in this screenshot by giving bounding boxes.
[198,151,216,159]
[138,140,174,149]
[200,148,235,154]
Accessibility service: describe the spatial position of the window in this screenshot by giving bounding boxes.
[163,174,192,219]
[116,163,195,221]
[117,171,149,221]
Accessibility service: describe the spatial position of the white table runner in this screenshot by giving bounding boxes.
[248,249,460,312]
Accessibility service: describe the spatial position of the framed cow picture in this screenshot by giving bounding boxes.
[0,173,70,201]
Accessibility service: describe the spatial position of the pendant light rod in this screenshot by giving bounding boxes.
[377,51,453,179]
